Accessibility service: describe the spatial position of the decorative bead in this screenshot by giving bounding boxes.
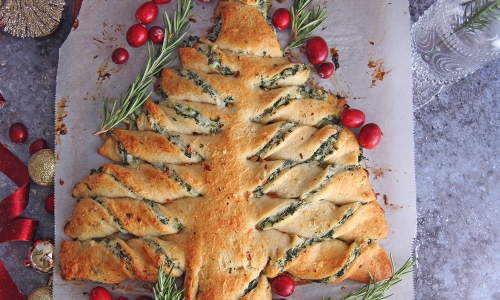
[29,139,48,155]
[9,122,28,144]
[45,194,55,214]
[28,149,55,186]
[28,286,52,300]
[25,239,54,273]
[28,285,53,300]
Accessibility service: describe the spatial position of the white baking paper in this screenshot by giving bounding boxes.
[54,0,416,299]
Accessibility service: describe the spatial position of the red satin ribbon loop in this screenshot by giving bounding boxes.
[0,146,30,186]
[0,260,26,300]
[0,146,38,300]
[0,218,38,244]
[0,182,30,226]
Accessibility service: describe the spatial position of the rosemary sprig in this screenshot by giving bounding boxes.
[154,264,185,300]
[459,0,500,32]
[422,0,500,58]
[322,256,415,300]
[285,0,327,50]
[93,0,193,135]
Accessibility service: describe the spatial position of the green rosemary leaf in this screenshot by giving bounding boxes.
[458,0,500,33]
[422,0,500,58]
[286,0,327,50]
[321,256,415,300]
[154,264,185,300]
[94,0,193,135]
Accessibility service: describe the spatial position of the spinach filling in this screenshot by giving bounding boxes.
[321,203,363,239]
[243,277,259,295]
[187,36,233,75]
[176,69,234,107]
[172,103,220,134]
[93,198,127,233]
[312,240,372,283]
[253,86,329,123]
[259,64,308,88]
[162,165,202,197]
[111,240,134,272]
[275,238,320,271]
[207,19,222,43]
[167,134,204,161]
[252,95,291,122]
[258,202,302,230]
[148,201,184,231]
[145,237,183,272]
[251,123,296,160]
[252,160,294,197]
[106,171,147,201]
[303,132,340,164]
[116,140,142,164]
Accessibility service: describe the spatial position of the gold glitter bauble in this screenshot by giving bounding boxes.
[0,0,65,38]
[28,286,52,300]
[28,149,55,186]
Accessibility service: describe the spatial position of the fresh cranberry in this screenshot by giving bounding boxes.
[148,26,165,44]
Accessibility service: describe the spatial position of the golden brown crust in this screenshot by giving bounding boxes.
[215,1,281,57]
[64,197,182,240]
[72,163,204,202]
[61,0,392,298]
[60,237,185,283]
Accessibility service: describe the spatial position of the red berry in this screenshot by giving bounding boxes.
[115,297,129,300]
[270,274,295,297]
[89,286,112,300]
[358,123,382,149]
[126,24,149,47]
[148,26,165,44]
[9,122,28,144]
[136,297,153,300]
[0,92,6,108]
[305,36,328,65]
[272,8,291,30]
[135,1,159,24]
[29,138,48,155]
[341,109,365,128]
[317,62,335,79]
[111,48,129,64]
[152,0,171,3]
[45,194,55,214]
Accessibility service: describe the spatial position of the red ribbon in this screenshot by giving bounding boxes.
[0,146,39,300]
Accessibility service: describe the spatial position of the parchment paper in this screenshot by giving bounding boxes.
[54,0,416,299]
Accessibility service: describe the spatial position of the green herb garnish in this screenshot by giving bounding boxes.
[322,256,415,300]
[154,263,185,300]
[423,0,500,58]
[94,0,193,135]
[286,0,327,50]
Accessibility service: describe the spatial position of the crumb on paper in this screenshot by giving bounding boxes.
[368,59,392,87]
[72,19,79,30]
[371,166,392,180]
[55,98,69,145]
[330,47,340,70]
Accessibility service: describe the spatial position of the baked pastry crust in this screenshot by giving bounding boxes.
[60,1,392,299]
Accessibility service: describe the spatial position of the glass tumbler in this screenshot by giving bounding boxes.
[411,0,500,107]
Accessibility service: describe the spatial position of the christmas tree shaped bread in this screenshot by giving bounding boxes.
[60,1,392,299]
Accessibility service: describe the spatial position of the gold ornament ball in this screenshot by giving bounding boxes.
[28,286,52,300]
[28,149,55,186]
